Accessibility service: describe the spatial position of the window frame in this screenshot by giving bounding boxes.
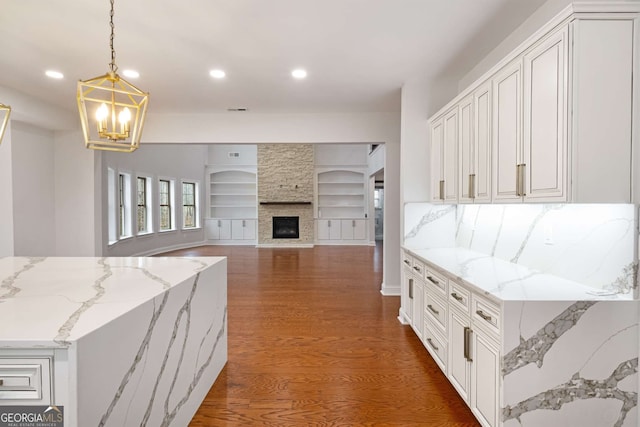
[118,172,133,239]
[158,177,175,232]
[181,180,199,229]
[136,175,153,235]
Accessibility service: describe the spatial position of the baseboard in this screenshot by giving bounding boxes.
[256,244,315,248]
[134,240,210,256]
[397,309,410,325]
[380,282,400,296]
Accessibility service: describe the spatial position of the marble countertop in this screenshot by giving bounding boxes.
[0,256,225,348]
[403,247,633,302]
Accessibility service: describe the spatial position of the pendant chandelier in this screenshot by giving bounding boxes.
[0,104,10,144]
[77,0,149,152]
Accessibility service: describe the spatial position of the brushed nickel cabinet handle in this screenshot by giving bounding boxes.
[520,163,526,196]
[409,278,413,299]
[427,304,439,315]
[413,266,421,273]
[0,379,3,386]
[426,338,439,351]
[476,310,492,322]
[403,259,411,266]
[464,327,473,362]
[217,219,221,227]
[439,180,445,200]
[516,164,521,196]
[469,174,476,199]
[451,292,463,302]
[426,276,439,285]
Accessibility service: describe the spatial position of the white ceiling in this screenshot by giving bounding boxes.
[0,0,548,116]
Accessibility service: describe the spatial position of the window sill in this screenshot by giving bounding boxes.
[136,231,155,239]
[159,228,177,234]
[181,227,202,232]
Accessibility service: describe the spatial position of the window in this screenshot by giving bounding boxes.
[137,176,151,233]
[118,173,132,237]
[182,181,197,228]
[107,168,117,243]
[159,179,172,231]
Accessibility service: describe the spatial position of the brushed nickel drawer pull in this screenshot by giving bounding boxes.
[426,338,439,351]
[427,304,439,316]
[451,292,463,302]
[439,180,445,200]
[409,278,413,299]
[0,379,3,386]
[476,310,492,322]
[426,276,439,285]
[413,266,421,272]
[403,259,411,266]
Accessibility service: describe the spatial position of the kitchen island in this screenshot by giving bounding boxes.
[0,256,227,427]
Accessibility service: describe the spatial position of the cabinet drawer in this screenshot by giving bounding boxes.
[0,358,52,403]
[424,268,447,297]
[449,280,471,314]
[472,296,501,337]
[423,320,447,373]
[402,252,413,269]
[425,291,448,334]
[411,259,425,278]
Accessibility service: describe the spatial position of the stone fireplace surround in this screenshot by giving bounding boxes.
[257,144,314,246]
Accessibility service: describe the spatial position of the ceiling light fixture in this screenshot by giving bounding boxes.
[76,0,149,153]
[122,69,140,79]
[291,69,307,79]
[45,70,64,79]
[210,69,226,79]
[0,104,10,144]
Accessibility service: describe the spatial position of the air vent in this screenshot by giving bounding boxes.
[228,152,240,158]
[227,108,248,112]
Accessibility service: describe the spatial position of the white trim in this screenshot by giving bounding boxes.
[132,240,209,257]
[256,243,315,248]
[380,281,400,296]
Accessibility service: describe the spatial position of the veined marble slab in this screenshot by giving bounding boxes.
[406,247,633,301]
[404,203,638,297]
[0,256,228,427]
[0,257,224,348]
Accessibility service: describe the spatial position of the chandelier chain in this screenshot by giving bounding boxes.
[109,0,118,73]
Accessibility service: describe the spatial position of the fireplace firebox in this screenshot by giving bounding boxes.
[272,216,299,239]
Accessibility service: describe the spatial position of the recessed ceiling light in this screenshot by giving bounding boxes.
[45,70,64,79]
[291,69,307,79]
[122,69,140,79]
[210,69,226,79]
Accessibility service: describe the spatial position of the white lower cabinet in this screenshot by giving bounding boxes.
[448,307,471,403]
[410,276,424,340]
[231,219,256,240]
[317,219,342,240]
[471,331,500,427]
[341,219,366,240]
[207,219,256,242]
[317,219,367,242]
[415,264,501,427]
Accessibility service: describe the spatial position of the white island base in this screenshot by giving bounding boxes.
[0,256,227,427]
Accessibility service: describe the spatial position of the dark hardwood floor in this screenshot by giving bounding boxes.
[157,244,479,426]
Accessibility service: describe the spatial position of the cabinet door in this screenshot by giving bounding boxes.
[430,117,444,202]
[405,275,414,322]
[523,26,568,201]
[340,220,354,240]
[443,108,458,202]
[328,220,342,239]
[231,220,244,240]
[205,219,220,240]
[317,220,330,240]
[492,60,522,201]
[243,219,256,240]
[219,220,232,240]
[411,279,424,339]
[352,219,366,240]
[474,82,492,202]
[471,331,500,427]
[458,96,474,203]
[448,309,471,403]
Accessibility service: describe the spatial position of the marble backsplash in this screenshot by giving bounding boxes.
[404,203,638,295]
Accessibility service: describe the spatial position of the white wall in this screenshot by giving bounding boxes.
[54,129,99,256]
[208,144,257,166]
[11,121,56,256]
[102,144,209,256]
[315,144,368,167]
[0,122,14,257]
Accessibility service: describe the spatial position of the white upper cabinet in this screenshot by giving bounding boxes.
[492,60,522,202]
[429,8,637,204]
[459,83,492,203]
[522,26,568,201]
[430,117,444,202]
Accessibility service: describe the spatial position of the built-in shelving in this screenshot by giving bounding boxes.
[317,170,366,219]
[208,170,257,219]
